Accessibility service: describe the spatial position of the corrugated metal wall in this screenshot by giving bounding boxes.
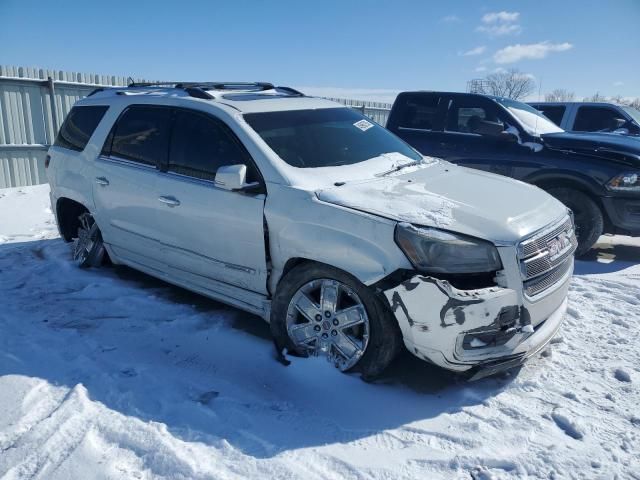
[0,66,148,188]
[0,66,393,189]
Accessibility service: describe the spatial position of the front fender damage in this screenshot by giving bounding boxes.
[383,275,534,371]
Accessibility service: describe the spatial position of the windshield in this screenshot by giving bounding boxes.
[244,108,421,168]
[494,97,564,136]
[621,106,640,125]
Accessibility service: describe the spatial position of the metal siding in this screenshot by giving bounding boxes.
[0,66,140,188]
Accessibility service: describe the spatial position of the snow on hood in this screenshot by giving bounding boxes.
[317,162,567,242]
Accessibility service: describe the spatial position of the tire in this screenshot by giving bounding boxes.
[270,263,402,378]
[546,188,603,257]
[72,213,106,268]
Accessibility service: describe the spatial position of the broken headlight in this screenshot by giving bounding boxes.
[606,172,640,192]
[395,223,502,274]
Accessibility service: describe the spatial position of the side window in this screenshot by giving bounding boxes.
[169,110,255,182]
[574,106,623,132]
[108,106,172,166]
[54,106,108,151]
[446,100,504,134]
[396,95,442,130]
[538,106,565,126]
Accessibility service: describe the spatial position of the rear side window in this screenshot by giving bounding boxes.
[107,106,172,166]
[574,106,623,132]
[395,95,443,131]
[169,110,255,181]
[537,106,565,126]
[54,106,108,151]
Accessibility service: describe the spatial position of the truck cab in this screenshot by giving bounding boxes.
[529,101,640,137]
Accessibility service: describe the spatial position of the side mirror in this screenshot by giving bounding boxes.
[614,118,627,129]
[214,164,259,191]
[499,130,519,143]
[470,118,506,137]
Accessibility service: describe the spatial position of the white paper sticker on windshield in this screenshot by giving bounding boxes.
[353,119,374,131]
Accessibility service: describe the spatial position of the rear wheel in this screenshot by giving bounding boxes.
[72,213,105,268]
[271,263,401,378]
[546,188,603,257]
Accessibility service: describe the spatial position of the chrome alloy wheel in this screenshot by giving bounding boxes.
[72,213,100,266]
[285,278,370,371]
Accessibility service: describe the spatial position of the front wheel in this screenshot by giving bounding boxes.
[546,188,603,257]
[72,213,106,268]
[270,263,402,378]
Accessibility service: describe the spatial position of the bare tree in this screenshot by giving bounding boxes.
[545,89,575,102]
[583,92,606,102]
[629,98,640,110]
[477,69,536,100]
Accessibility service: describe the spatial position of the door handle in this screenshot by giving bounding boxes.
[158,196,181,207]
[95,177,109,186]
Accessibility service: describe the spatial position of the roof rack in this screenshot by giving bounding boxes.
[124,81,304,100]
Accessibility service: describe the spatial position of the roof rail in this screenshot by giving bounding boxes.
[124,81,304,99]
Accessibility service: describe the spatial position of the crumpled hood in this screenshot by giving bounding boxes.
[316,162,567,243]
[542,132,640,167]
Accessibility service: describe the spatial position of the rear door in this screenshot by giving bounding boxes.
[153,108,268,295]
[92,105,172,271]
[387,93,449,158]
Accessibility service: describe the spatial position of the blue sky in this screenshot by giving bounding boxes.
[1,0,638,101]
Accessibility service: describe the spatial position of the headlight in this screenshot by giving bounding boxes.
[606,172,640,192]
[395,223,502,274]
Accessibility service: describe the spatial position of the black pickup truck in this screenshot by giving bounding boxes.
[387,91,640,255]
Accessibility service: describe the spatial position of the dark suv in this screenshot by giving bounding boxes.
[387,91,640,255]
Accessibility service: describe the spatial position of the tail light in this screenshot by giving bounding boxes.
[45,154,51,168]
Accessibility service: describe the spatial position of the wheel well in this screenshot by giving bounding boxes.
[56,198,89,242]
[533,179,610,228]
[281,257,316,280]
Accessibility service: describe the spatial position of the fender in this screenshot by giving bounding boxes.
[523,169,607,197]
[264,187,411,292]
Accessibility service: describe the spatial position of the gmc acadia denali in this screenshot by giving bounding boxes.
[46,82,575,379]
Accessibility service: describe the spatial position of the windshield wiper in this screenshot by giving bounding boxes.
[375,160,423,177]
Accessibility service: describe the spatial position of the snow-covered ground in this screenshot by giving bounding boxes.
[1,184,639,480]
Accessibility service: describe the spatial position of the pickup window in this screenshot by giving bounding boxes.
[537,106,566,126]
[445,102,504,134]
[574,106,624,132]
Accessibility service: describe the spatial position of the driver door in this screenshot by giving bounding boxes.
[153,109,268,296]
[438,96,530,178]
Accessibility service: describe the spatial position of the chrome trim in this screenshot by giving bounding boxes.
[518,216,573,259]
[397,126,434,133]
[517,214,576,297]
[97,155,157,171]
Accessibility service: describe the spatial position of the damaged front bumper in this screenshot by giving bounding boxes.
[383,261,571,377]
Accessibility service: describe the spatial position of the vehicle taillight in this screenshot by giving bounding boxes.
[45,154,51,168]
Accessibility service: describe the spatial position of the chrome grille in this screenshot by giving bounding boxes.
[518,216,576,297]
[524,258,573,297]
[519,217,573,258]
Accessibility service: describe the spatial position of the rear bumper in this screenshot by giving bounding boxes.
[601,196,640,234]
[382,263,571,375]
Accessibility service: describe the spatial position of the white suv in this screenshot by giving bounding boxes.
[46,82,576,380]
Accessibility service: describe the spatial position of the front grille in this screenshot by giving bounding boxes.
[524,258,573,297]
[518,216,576,297]
[519,217,573,258]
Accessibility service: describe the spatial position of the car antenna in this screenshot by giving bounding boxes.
[535,75,542,136]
